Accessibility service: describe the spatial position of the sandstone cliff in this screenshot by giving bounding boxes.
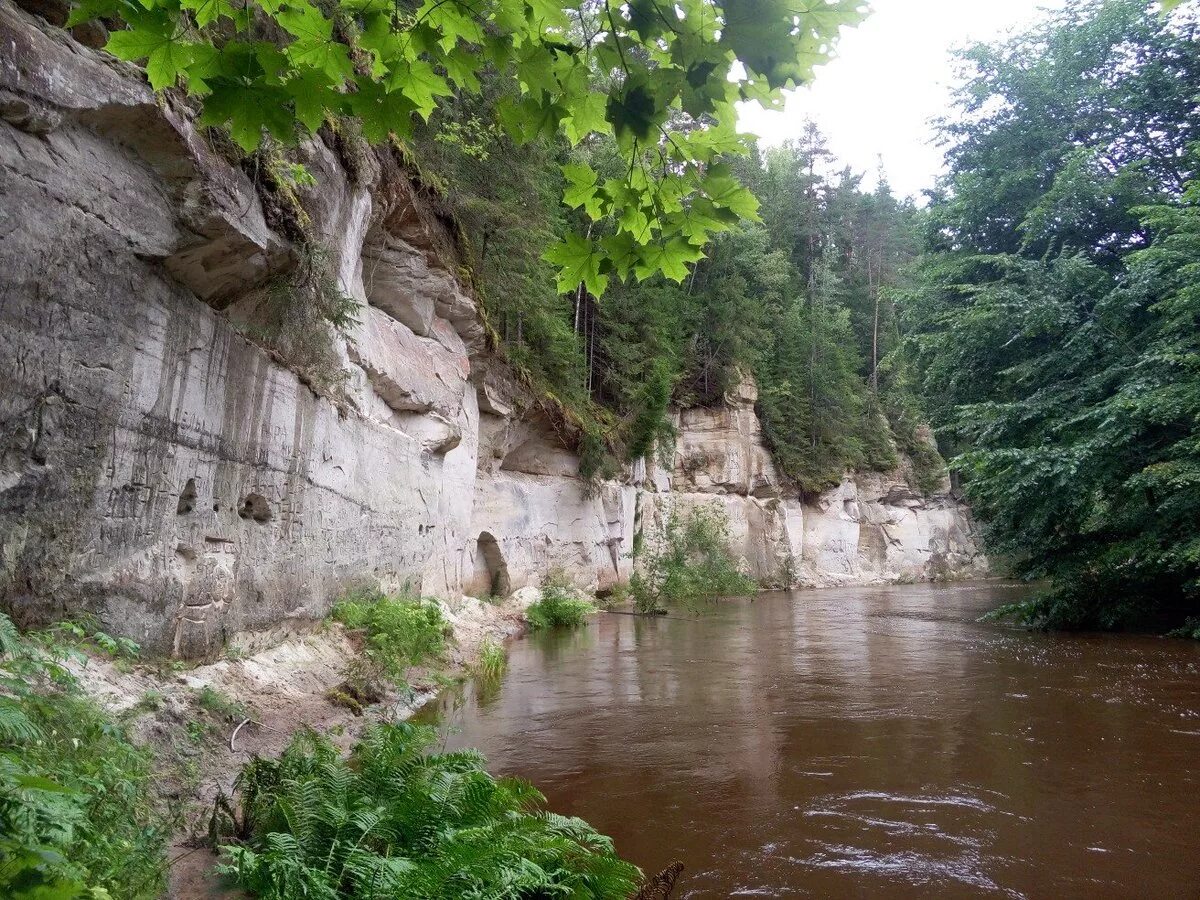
[638,377,986,590]
[0,2,984,657]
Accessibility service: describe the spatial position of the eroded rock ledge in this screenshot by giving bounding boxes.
[0,2,984,657]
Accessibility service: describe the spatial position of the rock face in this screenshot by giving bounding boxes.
[638,378,987,589]
[0,6,983,656]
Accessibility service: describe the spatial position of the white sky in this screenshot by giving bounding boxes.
[738,0,1066,199]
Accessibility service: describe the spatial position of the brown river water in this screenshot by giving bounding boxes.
[418,582,1200,898]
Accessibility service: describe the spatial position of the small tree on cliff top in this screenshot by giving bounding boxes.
[70,0,865,294]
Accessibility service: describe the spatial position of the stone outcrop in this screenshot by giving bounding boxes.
[638,377,986,589]
[0,3,983,657]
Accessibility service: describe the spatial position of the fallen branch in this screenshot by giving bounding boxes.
[229,717,252,752]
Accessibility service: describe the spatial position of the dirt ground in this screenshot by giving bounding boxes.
[72,589,540,899]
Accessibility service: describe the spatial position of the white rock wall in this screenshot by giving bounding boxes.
[0,4,631,655]
[639,378,987,588]
[0,5,981,657]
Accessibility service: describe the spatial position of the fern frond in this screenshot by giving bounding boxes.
[0,611,21,657]
[0,699,41,743]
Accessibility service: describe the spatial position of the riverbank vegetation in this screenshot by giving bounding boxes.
[473,639,507,682]
[905,0,1200,633]
[632,507,756,613]
[0,613,169,899]
[525,572,597,630]
[216,723,641,899]
[332,590,449,691]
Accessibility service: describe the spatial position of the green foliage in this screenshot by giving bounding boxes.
[39,617,141,662]
[732,137,916,492]
[473,639,507,682]
[1168,618,1200,640]
[632,506,756,612]
[332,590,448,684]
[132,690,165,714]
[905,0,1200,632]
[524,572,596,630]
[584,137,923,491]
[78,0,863,292]
[218,723,641,898]
[196,686,249,723]
[411,80,925,490]
[0,613,168,899]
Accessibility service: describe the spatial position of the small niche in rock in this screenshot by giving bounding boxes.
[475,531,511,598]
[238,493,273,523]
[177,478,198,515]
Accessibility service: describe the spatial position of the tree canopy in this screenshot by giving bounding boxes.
[905,0,1200,632]
[75,0,865,291]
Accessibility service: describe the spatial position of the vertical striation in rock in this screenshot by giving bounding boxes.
[0,5,983,657]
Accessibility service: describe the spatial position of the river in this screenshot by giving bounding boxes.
[418,582,1200,898]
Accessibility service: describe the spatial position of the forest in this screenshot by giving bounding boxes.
[418,0,1200,634]
[3,0,1200,897]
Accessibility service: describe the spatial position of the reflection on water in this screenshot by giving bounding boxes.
[417,583,1200,898]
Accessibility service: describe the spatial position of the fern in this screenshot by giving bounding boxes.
[0,613,20,657]
[0,699,40,743]
[0,612,167,898]
[219,723,641,899]
[331,592,448,689]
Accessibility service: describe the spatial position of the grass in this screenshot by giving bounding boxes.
[133,689,164,714]
[196,685,248,723]
[473,639,507,681]
[525,572,596,630]
[0,612,168,899]
[216,723,641,898]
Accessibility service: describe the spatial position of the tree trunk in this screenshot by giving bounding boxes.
[870,251,880,397]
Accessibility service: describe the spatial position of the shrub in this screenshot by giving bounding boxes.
[0,613,168,899]
[632,506,757,612]
[1168,618,1200,640]
[332,591,448,685]
[525,573,596,630]
[218,723,641,899]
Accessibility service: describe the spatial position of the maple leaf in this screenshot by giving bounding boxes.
[198,83,294,150]
[543,234,609,297]
[387,59,451,122]
[347,82,417,142]
[563,91,608,145]
[634,237,706,283]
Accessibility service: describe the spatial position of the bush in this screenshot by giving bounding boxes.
[218,723,641,899]
[632,506,757,612]
[332,591,448,685]
[524,573,596,630]
[0,613,168,899]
